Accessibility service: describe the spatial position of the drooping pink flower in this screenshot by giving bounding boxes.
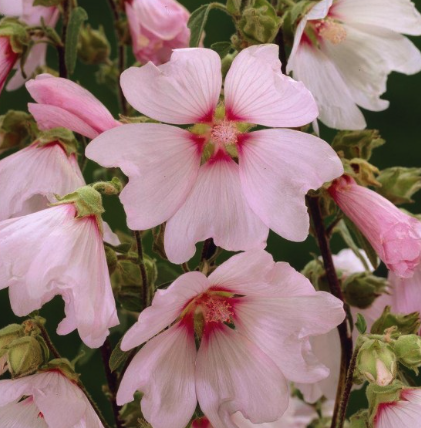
[26,74,121,139]
[0,0,59,90]
[126,0,190,65]
[87,45,343,263]
[329,175,421,278]
[375,389,421,428]
[0,370,105,428]
[0,37,19,93]
[287,0,421,130]
[0,203,119,348]
[0,141,85,221]
[116,250,345,428]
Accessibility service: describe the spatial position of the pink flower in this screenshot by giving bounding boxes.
[329,175,421,278]
[26,74,121,140]
[0,141,85,221]
[87,45,343,264]
[0,203,119,348]
[116,250,345,428]
[0,370,105,427]
[375,389,421,428]
[0,0,59,90]
[125,0,190,65]
[0,37,19,93]
[287,0,421,130]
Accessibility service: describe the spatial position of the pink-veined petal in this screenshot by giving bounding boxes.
[0,0,23,15]
[196,324,289,428]
[117,323,197,428]
[86,123,201,230]
[239,129,343,242]
[225,44,318,128]
[165,156,268,264]
[120,49,222,124]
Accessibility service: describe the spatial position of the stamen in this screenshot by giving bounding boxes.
[211,121,239,146]
[204,297,234,323]
[315,19,347,45]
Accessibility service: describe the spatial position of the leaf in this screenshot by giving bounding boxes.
[109,338,130,372]
[226,0,242,15]
[355,313,367,334]
[65,7,88,75]
[211,41,232,58]
[188,4,211,47]
[343,217,379,270]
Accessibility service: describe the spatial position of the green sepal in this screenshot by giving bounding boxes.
[78,24,111,65]
[371,306,421,336]
[394,334,421,374]
[0,110,32,152]
[355,313,368,335]
[0,18,30,53]
[42,358,80,382]
[36,127,78,156]
[377,167,421,205]
[343,272,388,309]
[349,410,370,428]
[109,338,130,373]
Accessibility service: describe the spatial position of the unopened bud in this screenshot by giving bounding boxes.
[238,0,282,45]
[301,259,329,292]
[332,129,384,161]
[343,158,381,187]
[356,339,397,386]
[349,410,369,428]
[78,25,111,65]
[371,306,421,336]
[105,246,118,275]
[377,167,421,205]
[7,336,47,377]
[394,335,421,373]
[0,110,32,154]
[0,18,30,53]
[342,272,387,309]
[0,324,24,350]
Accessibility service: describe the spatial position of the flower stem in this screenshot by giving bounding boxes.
[134,230,149,308]
[307,195,353,428]
[58,0,70,78]
[100,339,123,428]
[275,27,288,74]
[38,323,61,359]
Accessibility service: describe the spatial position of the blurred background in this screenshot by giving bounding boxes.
[1,0,421,424]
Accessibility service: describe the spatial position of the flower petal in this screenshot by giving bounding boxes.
[117,323,197,428]
[239,129,343,242]
[376,401,421,428]
[121,271,209,350]
[165,156,269,264]
[0,0,23,15]
[288,43,366,130]
[0,398,47,428]
[86,123,201,230]
[120,49,222,124]
[334,0,421,36]
[196,324,288,428]
[224,44,318,128]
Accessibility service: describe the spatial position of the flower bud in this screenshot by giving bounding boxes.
[301,259,329,292]
[238,0,282,45]
[0,110,32,154]
[0,18,30,54]
[356,339,397,386]
[342,272,387,309]
[105,245,118,275]
[332,129,384,161]
[78,25,111,65]
[349,410,369,428]
[371,306,421,336]
[7,336,47,377]
[394,335,421,373]
[377,167,421,205]
[0,324,24,350]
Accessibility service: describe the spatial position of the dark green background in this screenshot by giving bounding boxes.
[1,0,421,424]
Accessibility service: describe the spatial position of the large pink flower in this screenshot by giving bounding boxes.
[0,370,105,428]
[329,175,421,278]
[26,74,121,140]
[0,141,85,221]
[116,250,345,428]
[375,389,421,428]
[87,45,343,263]
[0,36,18,93]
[287,0,421,130]
[0,0,59,90]
[126,0,190,65]
[0,203,119,348]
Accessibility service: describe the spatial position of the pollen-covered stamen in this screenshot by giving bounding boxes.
[204,297,234,323]
[315,19,347,45]
[210,120,239,147]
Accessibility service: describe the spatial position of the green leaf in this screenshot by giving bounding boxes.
[355,313,367,334]
[65,7,88,75]
[226,0,242,15]
[188,4,211,47]
[211,41,232,58]
[109,338,130,372]
[33,0,63,6]
[344,217,379,270]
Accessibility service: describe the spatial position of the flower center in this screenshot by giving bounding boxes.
[314,19,347,45]
[203,296,234,323]
[210,121,239,147]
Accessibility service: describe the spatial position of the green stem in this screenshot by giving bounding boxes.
[134,230,149,308]
[58,0,70,78]
[38,323,61,360]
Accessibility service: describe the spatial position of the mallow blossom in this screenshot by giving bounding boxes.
[0,370,104,428]
[374,388,421,428]
[26,74,121,140]
[116,250,345,428]
[329,175,421,279]
[0,0,59,90]
[126,0,190,65]
[0,36,18,93]
[0,195,119,348]
[287,0,421,130]
[87,44,343,264]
